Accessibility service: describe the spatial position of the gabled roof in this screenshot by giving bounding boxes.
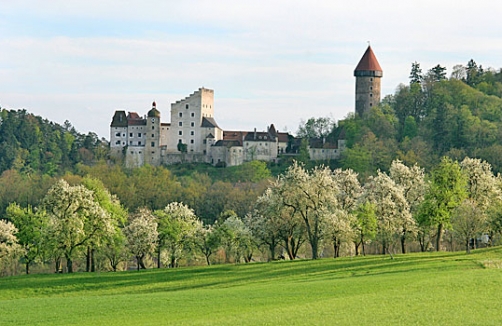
[201,117,220,129]
[354,46,382,73]
[309,138,338,149]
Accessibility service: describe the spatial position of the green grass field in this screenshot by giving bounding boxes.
[1,248,501,325]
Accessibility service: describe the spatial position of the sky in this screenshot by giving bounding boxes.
[1,0,502,139]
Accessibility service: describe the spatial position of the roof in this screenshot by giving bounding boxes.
[354,46,383,74]
[244,131,276,142]
[223,131,248,141]
[309,138,338,149]
[277,132,290,143]
[201,117,220,129]
[214,139,242,147]
[147,107,160,118]
[111,110,128,127]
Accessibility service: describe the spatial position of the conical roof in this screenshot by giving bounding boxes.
[354,46,382,73]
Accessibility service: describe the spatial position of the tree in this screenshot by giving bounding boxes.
[6,203,46,274]
[124,208,158,270]
[218,214,255,263]
[101,227,129,271]
[353,202,377,255]
[361,171,413,257]
[272,162,338,259]
[427,64,447,82]
[43,179,114,273]
[389,160,426,253]
[460,157,501,211]
[253,188,306,260]
[193,224,220,265]
[452,199,488,253]
[418,157,467,251]
[297,117,335,139]
[409,61,423,84]
[0,219,20,261]
[81,177,128,272]
[155,202,201,268]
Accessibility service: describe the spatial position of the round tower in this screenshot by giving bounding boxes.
[146,101,161,165]
[354,46,383,117]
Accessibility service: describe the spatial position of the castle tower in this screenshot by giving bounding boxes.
[354,46,382,117]
[145,101,161,165]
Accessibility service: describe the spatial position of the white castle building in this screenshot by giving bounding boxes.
[109,46,381,167]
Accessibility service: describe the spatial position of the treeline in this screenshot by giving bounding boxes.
[0,109,108,175]
[2,156,502,276]
[334,60,502,177]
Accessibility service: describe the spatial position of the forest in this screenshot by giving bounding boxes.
[2,59,502,275]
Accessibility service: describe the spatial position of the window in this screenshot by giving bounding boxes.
[178,139,182,143]
[203,139,206,144]
[129,141,132,145]
[179,121,183,127]
[122,133,126,137]
[115,140,121,145]
[179,130,182,136]
[185,104,189,109]
[190,131,194,136]
[370,103,373,107]
[370,86,373,91]
[190,139,194,144]
[151,134,154,137]
[138,141,142,146]
[152,126,154,130]
[151,142,155,147]
[179,112,183,118]
[115,132,121,137]
[191,112,195,117]
[370,93,373,97]
[138,133,142,137]
[191,122,195,127]
[129,133,133,137]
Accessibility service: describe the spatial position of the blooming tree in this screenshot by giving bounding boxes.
[43,179,114,273]
[124,208,158,270]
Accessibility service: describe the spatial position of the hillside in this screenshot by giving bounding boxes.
[0,109,108,175]
[1,247,501,325]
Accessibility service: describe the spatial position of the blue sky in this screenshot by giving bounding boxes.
[1,0,502,138]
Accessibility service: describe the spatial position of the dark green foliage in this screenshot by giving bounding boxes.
[0,109,108,175]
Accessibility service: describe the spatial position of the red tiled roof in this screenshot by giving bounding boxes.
[354,46,382,72]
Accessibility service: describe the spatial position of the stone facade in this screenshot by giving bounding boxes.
[354,46,383,117]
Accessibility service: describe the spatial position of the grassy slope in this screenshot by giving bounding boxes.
[1,248,501,325]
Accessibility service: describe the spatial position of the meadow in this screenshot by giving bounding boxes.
[1,248,501,325]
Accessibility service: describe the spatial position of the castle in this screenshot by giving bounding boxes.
[110,46,382,167]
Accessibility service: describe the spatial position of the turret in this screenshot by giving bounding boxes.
[354,46,382,117]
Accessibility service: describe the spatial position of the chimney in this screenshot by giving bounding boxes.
[254,128,257,140]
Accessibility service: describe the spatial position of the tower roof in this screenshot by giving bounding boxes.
[354,46,382,73]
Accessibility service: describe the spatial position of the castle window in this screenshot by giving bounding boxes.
[152,134,154,137]
[191,122,195,127]
[138,133,142,137]
[115,132,120,137]
[129,133,133,137]
[179,130,182,136]
[190,139,194,144]
[122,134,126,137]
[370,78,373,82]
[178,139,182,143]
[152,126,154,130]
[190,131,194,136]
[151,142,155,147]
[370,103,373,107]
[179,121,183,127]
[186,104,189,109]
[179,112,183,118]
[130,141,133,145]
[138,141,142,146]
[115,140,120,145]
[191,113,195,117]
[370,93,373,97]
[370,86,373,91]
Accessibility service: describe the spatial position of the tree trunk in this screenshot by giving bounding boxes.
[285,238,294,260]
[91,248,95,272]
[86,246,91,272]
[401,233,406,254]
[67,257,73,273]
[25,261,30,275]
[436,223,443,251]
[205,254,211,266]
[55,257,61,273]
[269,242,276,261]
[354,241,360,256]
[466,239,470,254]
[157,247,161,268]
